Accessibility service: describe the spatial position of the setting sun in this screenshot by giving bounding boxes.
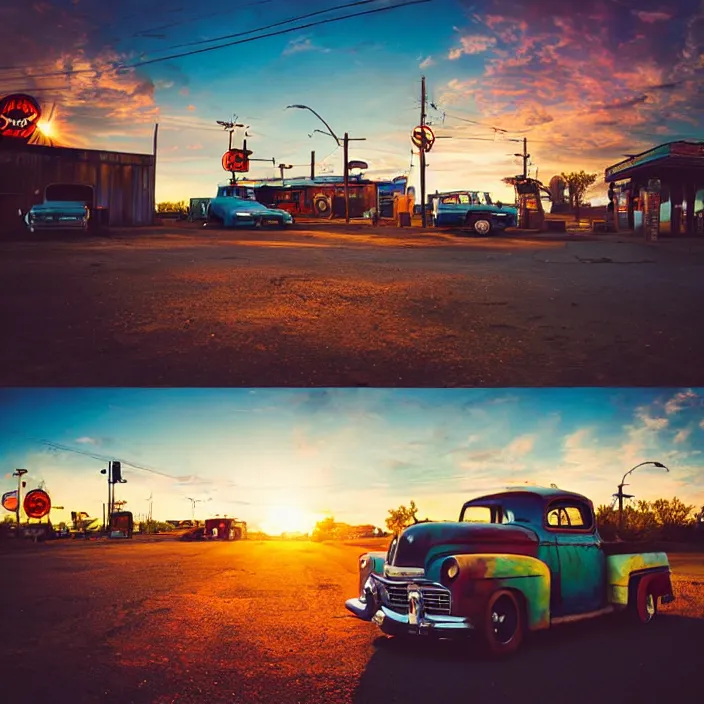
[36,120,57,141]
[261,506,316,536]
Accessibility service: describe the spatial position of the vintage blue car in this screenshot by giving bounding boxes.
[21,183,94,234]
[430,190,517,234]
[207,190,294,229]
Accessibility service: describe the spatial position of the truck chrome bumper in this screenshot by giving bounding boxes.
[372,606,473,637]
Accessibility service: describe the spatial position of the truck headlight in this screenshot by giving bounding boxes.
[443,557,460,582]
[236,212,252,216]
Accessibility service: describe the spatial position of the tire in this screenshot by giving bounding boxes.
[466,214,493,235]
[480,590,524,658]
[628,577,658,624]
[314,195,330,216]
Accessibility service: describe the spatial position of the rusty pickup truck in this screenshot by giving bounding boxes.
[345,487,675,657]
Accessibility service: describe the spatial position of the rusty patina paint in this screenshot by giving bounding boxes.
[606,552,670,605]
[437,553,552,631]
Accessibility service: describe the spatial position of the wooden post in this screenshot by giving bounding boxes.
[344,133,350,223]
[311,151,315,180]
[420,76,427,228]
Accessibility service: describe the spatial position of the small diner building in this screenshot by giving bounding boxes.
[604,141,704,238]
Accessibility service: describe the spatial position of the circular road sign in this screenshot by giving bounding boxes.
[23,489,51,519]
[411,125,435,152]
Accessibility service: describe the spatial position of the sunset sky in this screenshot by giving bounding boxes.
[2,0,703,204]
[2,388,703,534]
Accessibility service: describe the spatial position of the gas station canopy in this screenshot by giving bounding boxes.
[605,141,704,183]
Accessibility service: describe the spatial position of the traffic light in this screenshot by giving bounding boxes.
[112,461,122,483]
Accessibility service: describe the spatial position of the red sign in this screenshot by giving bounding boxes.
[0,93,42,142]
[23,489,51,519]
[411,125,435,152]
[2,490,18,512]
[222,149,250,173]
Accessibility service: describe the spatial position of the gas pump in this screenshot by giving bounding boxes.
[514,177,545,230]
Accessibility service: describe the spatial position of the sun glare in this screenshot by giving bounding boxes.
[261,505,315,536]
[37,120,56,139]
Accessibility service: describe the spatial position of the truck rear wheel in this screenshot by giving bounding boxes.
[629,577,659,624]
[480,590,524,657]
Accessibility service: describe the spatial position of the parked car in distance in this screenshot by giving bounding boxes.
[20,183,95,234]
[430,190,517,234]
[346,486,675,657]
[206,191,295,228]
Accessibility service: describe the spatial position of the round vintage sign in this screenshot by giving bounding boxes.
[221,149,251,173]
[0,93,42,142]
[23,489,51,519]
[411,125,435,152]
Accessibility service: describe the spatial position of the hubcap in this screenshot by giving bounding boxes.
[474,219,491,235]
[491,596,518,645]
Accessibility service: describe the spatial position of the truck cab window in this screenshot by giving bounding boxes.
[546,502,591,529]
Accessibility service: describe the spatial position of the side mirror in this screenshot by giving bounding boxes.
[497,201,503,208]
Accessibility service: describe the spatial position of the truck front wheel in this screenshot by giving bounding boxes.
[465,214,493,235]
[480,590,524,657]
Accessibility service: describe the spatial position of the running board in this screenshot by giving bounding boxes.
[551,605,616,625]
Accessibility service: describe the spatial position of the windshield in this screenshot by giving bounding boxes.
[460,504,515,523]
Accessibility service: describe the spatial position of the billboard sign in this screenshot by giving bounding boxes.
[0,93,42,142]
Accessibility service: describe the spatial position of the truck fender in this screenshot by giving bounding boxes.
[434,553,551,631]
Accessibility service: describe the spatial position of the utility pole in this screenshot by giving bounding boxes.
[522,137,529,179]
[310,151,315,180]
[420,76,427,228]
[12,469,28,528]
[343,133,366,224]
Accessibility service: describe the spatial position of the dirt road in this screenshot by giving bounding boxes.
[2,226,704,386]
[1,539,701,704]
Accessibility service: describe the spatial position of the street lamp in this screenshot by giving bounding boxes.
[615,461,669,532]
[12,468,28,529]
[286,104,366,223]
[186,497,211,522]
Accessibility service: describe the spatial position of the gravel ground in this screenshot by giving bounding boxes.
[1,538,701,704]
[1,226,704,386]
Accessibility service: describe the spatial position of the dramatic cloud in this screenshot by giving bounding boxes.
[449,34,497,59]
[441,0,704,191]
[419,55,435,68]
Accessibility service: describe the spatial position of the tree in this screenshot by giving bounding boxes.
[311,516,336,541]
[596,497,697,541]
[156,200,187,213]
[385,501,419,535]
[560,171,598,209]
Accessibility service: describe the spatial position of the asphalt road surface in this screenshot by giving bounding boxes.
[2,225,704,386]
[1,538,701,704]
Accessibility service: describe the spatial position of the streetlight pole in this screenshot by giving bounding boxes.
[615,461,669,532]
[285,105,365,223]
[12,468,28,528]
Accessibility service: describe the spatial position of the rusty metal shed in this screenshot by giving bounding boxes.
[0,140,155,231]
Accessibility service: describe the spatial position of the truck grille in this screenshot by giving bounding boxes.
[381,582,451,615]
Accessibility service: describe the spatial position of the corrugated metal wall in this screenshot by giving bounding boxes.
[0,142,155,232]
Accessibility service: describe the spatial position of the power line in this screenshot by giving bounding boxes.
[3,0,430,81]
[166,0,391,50]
